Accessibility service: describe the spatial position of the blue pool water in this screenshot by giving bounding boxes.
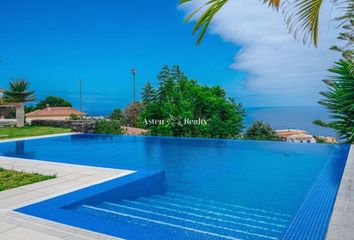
[0,134,350,240]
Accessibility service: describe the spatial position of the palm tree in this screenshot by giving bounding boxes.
[318,60,354,143]
[180,0,353,47]
[3,80,35,127]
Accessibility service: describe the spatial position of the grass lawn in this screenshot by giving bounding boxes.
[0,168,55,192]
[0,126,71,140]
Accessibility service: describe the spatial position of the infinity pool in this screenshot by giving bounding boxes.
[0,134,350,240]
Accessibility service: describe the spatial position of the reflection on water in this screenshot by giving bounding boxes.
[3,141,36,158]
[70,134,114,142]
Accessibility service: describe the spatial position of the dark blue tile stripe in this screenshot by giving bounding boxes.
[281,146,350,240]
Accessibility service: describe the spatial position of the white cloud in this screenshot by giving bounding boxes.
[180,0,342,106]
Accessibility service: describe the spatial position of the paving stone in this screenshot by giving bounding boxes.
[0,221,17,233]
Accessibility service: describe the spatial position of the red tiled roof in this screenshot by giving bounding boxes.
[276,130,308,138]
[26,107,86,117]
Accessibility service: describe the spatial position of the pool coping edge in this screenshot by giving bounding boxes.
[326,144,354,240]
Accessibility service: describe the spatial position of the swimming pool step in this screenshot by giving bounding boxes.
[104,200,283,237]
[138,196,288,228]
[117,199,285,232]
[76,192,292,240]
[77,204,235,240]
[164,192,291,220]
[79,203,278,240]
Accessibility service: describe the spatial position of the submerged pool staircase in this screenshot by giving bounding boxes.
[75,192,292,240]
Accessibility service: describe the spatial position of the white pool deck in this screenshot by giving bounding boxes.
[0,133,353,240]
[0,133,134,240]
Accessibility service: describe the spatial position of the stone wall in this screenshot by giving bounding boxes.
[30,120,96,133]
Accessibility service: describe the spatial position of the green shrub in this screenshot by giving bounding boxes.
[95,120,123,134]
[110,108,126,123]
[245,121,280,141]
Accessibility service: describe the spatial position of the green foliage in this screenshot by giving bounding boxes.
[319,60,354,143]
[170,65,185,82]
[141,82,156,104]
[95,120,123,134]
[69,113,81,120]
[139,65,244,138]
[284,0,323,46]
[3,79,35,127]
[245,121,280,141]
[180,0,229,45]
[157,65,171,85]
[25,105,36,113]
[313,119,329,127]
[124,102,142,127]
[25,96,72,113]
[330,9,353,74]
[110,108,126,123]
[3,79,35,103]
[317,15,354,143]
[36,96,72,109]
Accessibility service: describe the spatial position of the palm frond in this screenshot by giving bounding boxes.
[284,0,323,47]
[335,0,354,23]
[3,80,36,103]
[183,0,229,45]
[263,0,281,9]
[319,60,354,143]
[180,0,282,45]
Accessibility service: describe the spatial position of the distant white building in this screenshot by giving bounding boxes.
[276,129,316,143]
[286,133,316,143]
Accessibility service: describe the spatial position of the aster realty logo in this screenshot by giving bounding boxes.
[166,114,183,127]
[144,115,208,127]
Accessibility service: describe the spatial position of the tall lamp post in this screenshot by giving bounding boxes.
[131,68,137,103]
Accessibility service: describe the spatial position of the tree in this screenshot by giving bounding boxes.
[141,82,156,104]
[156,65,171,101]
[25,96,72,113]
[110,108,126,123]
[36,96,72,109]
[170,65,185,82]
[139,65,244,138]
[157,65,171,85]
[245,121,280,141]
[25,105,37,114]
[180,0,353,47]
[124,102,142,127]
[3,80,35,127]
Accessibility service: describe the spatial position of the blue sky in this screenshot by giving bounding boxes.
[0,0,340,114]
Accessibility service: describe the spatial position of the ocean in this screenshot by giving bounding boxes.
[245,106,336,137]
